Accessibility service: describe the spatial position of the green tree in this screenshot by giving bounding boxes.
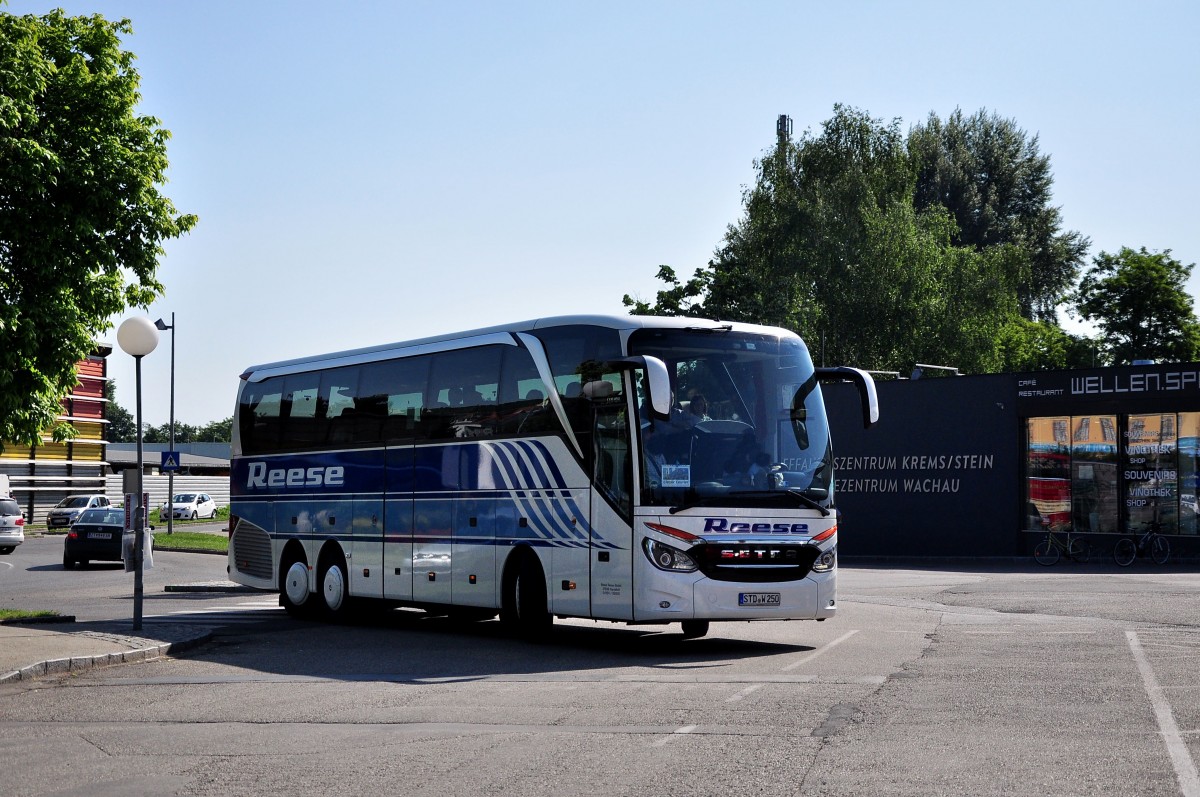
[103,380,136,442]
[622,265,710,317]
[0,10,196,449]
[1072,247,1200,364]
[143,421,198,444]
[196,416,232,443]
[908,109,1089,321]
[626,105,1022,373]
[995,318,1096,371]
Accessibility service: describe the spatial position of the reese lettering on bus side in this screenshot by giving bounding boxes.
[246,462,345,489]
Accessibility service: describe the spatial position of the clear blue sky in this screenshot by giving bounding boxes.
[10,0,1199,427]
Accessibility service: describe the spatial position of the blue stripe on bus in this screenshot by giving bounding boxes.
[231,439,618,549]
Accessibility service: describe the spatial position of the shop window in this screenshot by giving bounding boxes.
[1177,413,1199,536]
[1026,418,1070,532]
[1125,414,1178,535]
[1071,416,1118,534]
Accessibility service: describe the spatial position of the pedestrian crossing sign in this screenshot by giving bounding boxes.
[160,451,180,472]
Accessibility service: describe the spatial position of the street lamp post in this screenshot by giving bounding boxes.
[116,317,159,631]
[155,314,175,536]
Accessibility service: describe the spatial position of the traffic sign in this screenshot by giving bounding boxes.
[160,451,180,472]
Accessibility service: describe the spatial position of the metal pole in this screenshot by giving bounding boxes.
[167,312,175,536]
[133,354,145,631]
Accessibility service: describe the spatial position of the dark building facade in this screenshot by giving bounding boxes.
[825,362,1200,559]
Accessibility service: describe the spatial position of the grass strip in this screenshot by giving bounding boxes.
[154,531,228,553]
[0,609,60,622]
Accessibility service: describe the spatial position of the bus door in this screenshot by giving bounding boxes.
[383,445,415,601]
[587,375,637,621]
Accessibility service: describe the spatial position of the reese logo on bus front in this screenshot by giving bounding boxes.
[703,518,810,535]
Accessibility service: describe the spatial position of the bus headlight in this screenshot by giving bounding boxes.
[811,547,837,572]
[643,539,698,573]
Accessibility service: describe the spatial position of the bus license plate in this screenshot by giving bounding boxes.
[739,592,780,607]
[89,532,112,539]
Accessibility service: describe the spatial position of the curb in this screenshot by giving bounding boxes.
[164,581,257,593]
[154,545,227,556]
[0,628,214,685]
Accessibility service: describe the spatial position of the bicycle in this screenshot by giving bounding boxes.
[1033,531,1090,566]
[1113,524,1170,567]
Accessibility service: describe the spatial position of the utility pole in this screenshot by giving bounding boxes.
[155,314,175,534]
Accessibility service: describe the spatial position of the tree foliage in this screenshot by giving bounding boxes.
[995,318,1095,372]
[0,10,196,448]
[909,109,1089,321]
[103,379,137,442]
[623,105,1117,375]
[625,105,1022,373]
[141,416,232,444]
[1072,247,1200,364]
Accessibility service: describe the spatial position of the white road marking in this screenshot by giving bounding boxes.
[725,683,764,703]
[651,724,697,747]
[781,630,859,672]
[1127,630,1200,797]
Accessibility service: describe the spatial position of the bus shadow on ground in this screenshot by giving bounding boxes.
[166,605,818,683]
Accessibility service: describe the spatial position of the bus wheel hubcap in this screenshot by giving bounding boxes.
[324,565,345,612]
[284,562,309,606]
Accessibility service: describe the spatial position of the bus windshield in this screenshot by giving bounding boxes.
[628,326,831,510]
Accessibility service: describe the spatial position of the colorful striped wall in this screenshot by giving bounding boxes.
[0,347,112,523]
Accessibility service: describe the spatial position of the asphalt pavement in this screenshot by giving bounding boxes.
[0,522,244,684]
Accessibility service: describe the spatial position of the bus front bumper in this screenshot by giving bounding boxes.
[634,564,837,623]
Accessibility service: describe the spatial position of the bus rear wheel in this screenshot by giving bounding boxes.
[318,551,350,620]
[501,551,551,639]
[680,620,709,639]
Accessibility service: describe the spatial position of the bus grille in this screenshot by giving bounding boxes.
[690,543,820,583]
[231,522,274,581]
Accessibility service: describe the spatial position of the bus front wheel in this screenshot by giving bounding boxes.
[680,620,709,639]
[501,551,551,638]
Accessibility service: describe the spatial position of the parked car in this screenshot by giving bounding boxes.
[45,494,112,529]
[63,507,131,569]
[159,493,218,520]
[0,497,25,554]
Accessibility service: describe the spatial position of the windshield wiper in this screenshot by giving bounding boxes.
[668,495,722,515]
[786,488,831,516]
[722,489,831,517]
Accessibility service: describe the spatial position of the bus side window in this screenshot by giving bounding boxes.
[282,372,325,450]
[427,347,502,440]
[497,345,554,436]
[360,356,429,444]
[239,380,284,455]
[322,366,363,445]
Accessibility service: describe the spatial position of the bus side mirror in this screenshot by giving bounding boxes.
[609,355,672,421]
[816,366,880,428]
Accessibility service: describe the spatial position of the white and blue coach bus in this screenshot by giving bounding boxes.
[227,315,877,638]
